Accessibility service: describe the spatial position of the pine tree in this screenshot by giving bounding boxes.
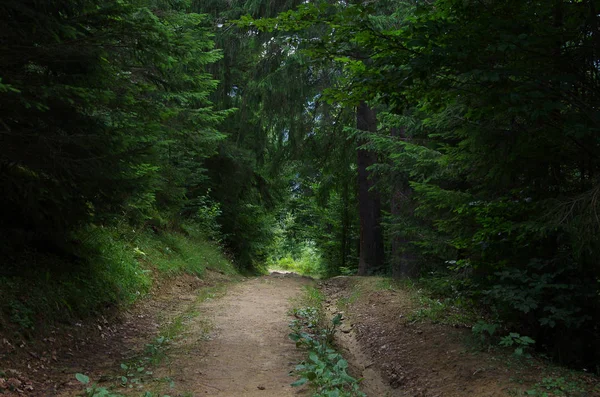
[0,0,226,255]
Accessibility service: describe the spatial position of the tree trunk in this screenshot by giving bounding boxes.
[356,101,384,276]
[390,127,419,278]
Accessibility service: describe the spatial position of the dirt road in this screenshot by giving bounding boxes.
[152,275,312,396]
[6,273,595,397]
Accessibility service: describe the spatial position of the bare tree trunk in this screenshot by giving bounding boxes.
[390,127,419,278]
[357,101,384,276]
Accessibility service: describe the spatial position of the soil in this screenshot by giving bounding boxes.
[2,273,598,397]
[322,276,600,397]
[0,272,313,397]
[0,270,232,396]
[148,273,313,396]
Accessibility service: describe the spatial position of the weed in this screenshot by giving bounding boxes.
[472,320,499,347]
[162,317,184,341]
[374,278,398,291]
[523,376,589,396]
[291,307,321,329]
[290,285,326,314]
[75,373,175,397]
[337,290,361,313]
[144,335,169,365]
[499,333,535,357]
[405,288,477,326]
[289,286,364,397]
[289,313,364,397]
[8,300,35,330]
[75,373,122,397]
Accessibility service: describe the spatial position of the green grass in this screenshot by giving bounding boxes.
[134,230,236,277]
[289,285,325,322]
[504,362,600,397]
[269,256,322,277]
[300,285,326,308]
[407,294,477,325]
[0,224,236,334]
[363,276,478,326]
[336,289,361,313]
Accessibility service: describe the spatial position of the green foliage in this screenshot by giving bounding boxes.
[0,0,227,244]
[5,0,600,376]
[524,377,590,397]
[291,307,322,330]
[0,225,233,332]
[143,336,170,365]
[0,226,149,330]
[408,295,473,326]
[251,0,600,368]
[75,372,121,397]
[0,0,238,331]
[289,309,364,397]
[270,241,323,276]
[499,333,536,358]
[404,278,478,326]
[189,0,319,270]
[8,300,35,331]
[472,321,499,346]
[75,372,173,397]
[299,285,327,310]
[288,286,363,396]
[190,191,223,242]
[133,228,236,277]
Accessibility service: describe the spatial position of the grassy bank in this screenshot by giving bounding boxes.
[0,224,236,335]
[340,276,600,396]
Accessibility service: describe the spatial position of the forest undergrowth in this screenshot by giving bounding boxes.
[0,224,236,338]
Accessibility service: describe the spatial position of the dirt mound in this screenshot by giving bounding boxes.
[322,277,525,397]
[0,272,221,396]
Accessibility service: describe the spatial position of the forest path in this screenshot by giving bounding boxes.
[151,274,313,396]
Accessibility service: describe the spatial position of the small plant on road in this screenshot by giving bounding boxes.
[289,303,364,397]
[289,313,364,396]
[75,373,121,397]
[75,373,173,397]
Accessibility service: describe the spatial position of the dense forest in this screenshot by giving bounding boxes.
[1,0,600,374]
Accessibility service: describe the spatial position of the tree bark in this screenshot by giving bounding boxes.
[356,101,384,276]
